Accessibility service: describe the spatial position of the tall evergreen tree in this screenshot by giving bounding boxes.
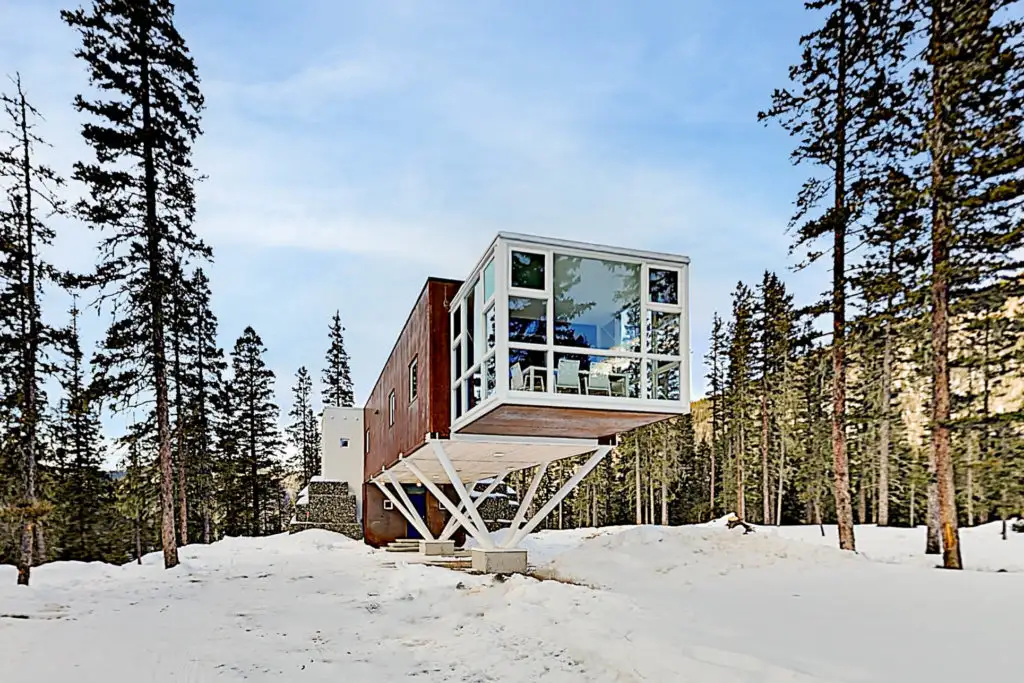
[726,282,755,520]
[0,74,65,585]
[287,366,320,486]
[49,299,115,562]
[907,0,1024,570]
[182,268,224,543]
[64,0,209,569]
[760,0,913,551]
[229,327,283,536]
[704,312,727,518]
[322,311,354,408]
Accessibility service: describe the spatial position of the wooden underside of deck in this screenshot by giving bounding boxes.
[456,403,676,439]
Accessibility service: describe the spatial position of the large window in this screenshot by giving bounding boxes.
[451,240,686,423]
[553,255,640,353]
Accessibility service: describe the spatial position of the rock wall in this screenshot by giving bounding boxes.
[289,478,363,540]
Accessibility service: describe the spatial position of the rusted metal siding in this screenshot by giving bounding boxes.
[362,278,461,481]
[361,277,461,547]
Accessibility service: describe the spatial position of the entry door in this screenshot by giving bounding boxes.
[407,491,428,539]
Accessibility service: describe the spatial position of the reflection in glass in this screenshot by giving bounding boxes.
[552,255,640,353]
[468,371,482,411]
[509,296,547,344]
[453,385,463,418]
[650,359,681,400]
[466,283,476,367]
[453,341,462,378]
[485,356,496,397]
[647,311,680,356]
[509,348,547,392]
[649,269,679,305]
[483,259,495,300]
[452,304,461,339]
[485,306,496,349]
[511,251,545,290]
[552,352,640,398]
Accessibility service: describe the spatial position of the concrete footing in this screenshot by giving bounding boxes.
[471,547,528,574]
[420,540,456,556]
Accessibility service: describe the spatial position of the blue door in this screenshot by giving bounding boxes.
[406,489,428,539]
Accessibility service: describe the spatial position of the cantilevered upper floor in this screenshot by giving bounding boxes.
[447,232,690,439]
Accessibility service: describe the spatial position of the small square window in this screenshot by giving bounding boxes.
[649,268,679,305]
[388,390,396,427]
[409,356,419,402]
[511,251,545,290]
[339,438,350,448]
[383,499,394,511]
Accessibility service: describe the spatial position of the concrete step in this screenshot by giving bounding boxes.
[384,545,419,553]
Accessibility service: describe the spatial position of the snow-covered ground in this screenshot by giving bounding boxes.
[2,520,1022,682]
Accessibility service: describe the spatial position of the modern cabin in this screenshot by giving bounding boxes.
[324,232,690,566]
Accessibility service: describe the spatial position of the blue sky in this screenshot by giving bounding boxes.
[1,0,827,436]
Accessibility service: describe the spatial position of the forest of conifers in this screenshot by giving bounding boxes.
[2,0,1023,584]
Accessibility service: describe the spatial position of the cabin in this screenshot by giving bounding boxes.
[322,232,690,572]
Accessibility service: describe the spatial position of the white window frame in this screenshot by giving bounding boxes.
[388,390,396,427]
[409,356,419,403]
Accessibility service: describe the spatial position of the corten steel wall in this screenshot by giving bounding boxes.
[362,277,462,547]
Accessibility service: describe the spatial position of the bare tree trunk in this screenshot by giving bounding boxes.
[761,387,771,525]
[776,433,786,526]
[634,443,642,525]
[813,497,824,537]
[927,0,962,570]
[202,505,211,544]
[134,511,143,565]
[660,478,668,525]
[141,39,179,569]
[830,0,857,553]
[966,431,976,526]
[878,319,892,525]
[648,472,654,525]
[736,427,746,519]
[858,480,867,525]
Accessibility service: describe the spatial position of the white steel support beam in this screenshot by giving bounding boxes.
[439,470,510,541]
[504,446,613,549]
[402,459,494,548]
[505,461,548,538]
[373,478,434,541]
[428,440,497,548]
[384,470,436,541]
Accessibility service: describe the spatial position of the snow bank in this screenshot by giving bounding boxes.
[2,523,1022,682]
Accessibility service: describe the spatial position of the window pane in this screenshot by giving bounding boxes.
[649,360,681,400]
[485,356,496,397]
[508,348,547,392]
[649,269,679,305]
[453,341,463,379]
[485,306,496,350]
[483,259,495,300]
[467,370,482,411]
[466,284,476,367]
[409,358,419,401]
[647,311,681,356]
[452,304,462,339]
[509,296,547,344]
[454,385,463,418]
[553,255,640,352]
[511,251,545,290]
[552,353,640,398]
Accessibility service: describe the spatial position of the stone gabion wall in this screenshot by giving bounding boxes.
[476,494,519,532]
[289,479,363,540]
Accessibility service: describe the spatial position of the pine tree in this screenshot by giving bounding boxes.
[759,0,914,551]
[322,311,354,408]
[726,282,756,520]
[50,299,115,562]
[183,268,224,543]
[0,74,66,585]
[909,0,1024,570]
[229,327,283,536]
[64,0,209,569]
[704,313,727,519]
[287,366,320,486]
